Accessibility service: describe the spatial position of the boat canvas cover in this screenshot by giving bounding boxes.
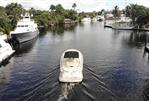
[64,51,79,58]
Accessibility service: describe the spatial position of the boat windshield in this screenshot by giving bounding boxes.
[17,25,24,27]
[17,25,29,27]
[64,51,79,58]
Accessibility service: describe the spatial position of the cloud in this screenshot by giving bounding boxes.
[0,0,108,12]
[0,0,149,12]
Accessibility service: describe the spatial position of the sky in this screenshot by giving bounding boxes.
[0,0,149,12]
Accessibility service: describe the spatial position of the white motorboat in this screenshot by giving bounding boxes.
[0,37,15,63]
[111,16,133,30]
[91,17,97,22]
[81,17,91,22]
[97,15,105,21]
[10,13,39,43]
[59,49,83,82]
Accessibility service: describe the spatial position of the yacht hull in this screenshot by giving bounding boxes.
[11,30,39,43]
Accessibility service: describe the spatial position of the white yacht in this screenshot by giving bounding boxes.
[117,16,132,23]
[0,37,15,63]
[97,15,105,21]
[59,49,83,82]
[10,13,39,43]
[81,17,91,22]
[91,17,97,22]
[112,16,133,30]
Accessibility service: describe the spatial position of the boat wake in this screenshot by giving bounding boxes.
[58,83,79,101]
[56,64,119,101]
[83,64,119,101]
[15,65,59,101]
[7,64,119,101]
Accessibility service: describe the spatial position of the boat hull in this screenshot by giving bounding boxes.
[0,50,14,64]
[11,30,39,43]
[0,39,15,64]
[59,70,83,82]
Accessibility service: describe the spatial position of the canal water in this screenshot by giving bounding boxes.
[0,22,149,101]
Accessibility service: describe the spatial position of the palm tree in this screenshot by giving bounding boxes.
[0,17,11,35]
[112,6,120,18]
[5,3,24,30]
[125,5,131,17]
[101,9,105,15]
[55,4,64,14]
[50,5,56,12]
[72,3,77,11]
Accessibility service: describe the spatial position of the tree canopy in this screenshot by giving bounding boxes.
[0,3,81,34]
[72,3,77,11]
[1,3,149,34]
[112,6,121,18]
[125,4,149,26]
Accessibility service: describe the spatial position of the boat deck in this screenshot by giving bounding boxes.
[63,58,80,67]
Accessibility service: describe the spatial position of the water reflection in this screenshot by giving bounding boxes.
[129,31,147,42]
[49,24,76,35]
[108,68,140,100]
[39,27,49,37]
[112,29,124,40]
[15,37,37,55]
[143,80,149,101]
[112,30,149,48]
[123,31,146,48]
[143,49,149,60]
[0,66,11,95]
[1,22,149,101]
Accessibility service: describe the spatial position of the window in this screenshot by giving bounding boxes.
[64,51,79,58]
